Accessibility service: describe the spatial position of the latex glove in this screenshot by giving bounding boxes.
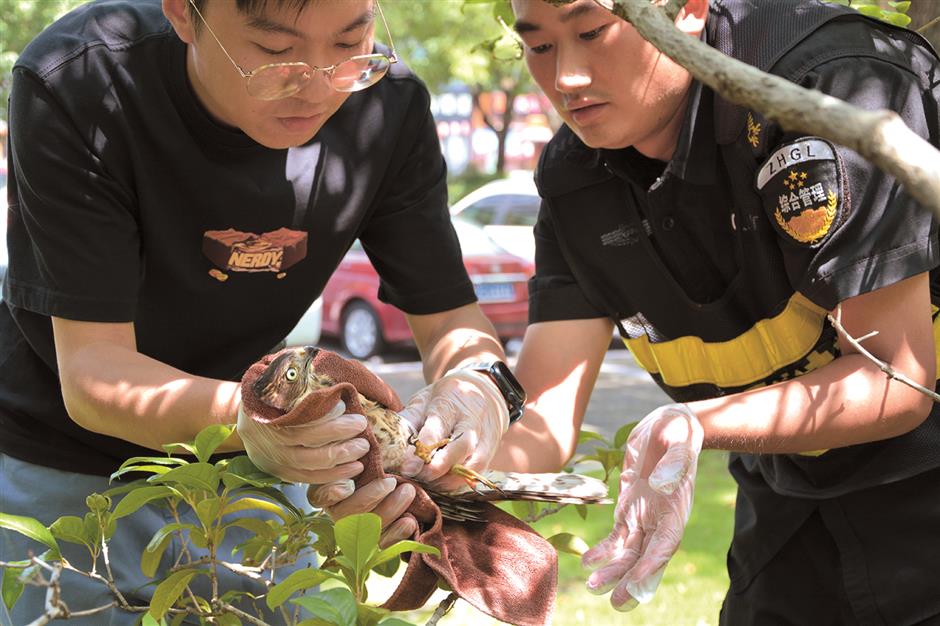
[308,477,419,548]
[397,368,510,491]
[582,403,704,611]
[236,399,371,484]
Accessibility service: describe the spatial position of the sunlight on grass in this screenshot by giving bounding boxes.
[364,450,737,625]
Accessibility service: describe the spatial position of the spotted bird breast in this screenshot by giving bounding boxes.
[358,393,414,473]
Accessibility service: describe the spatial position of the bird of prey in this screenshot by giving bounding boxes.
[252,346,609,520]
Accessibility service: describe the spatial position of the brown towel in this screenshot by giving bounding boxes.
[241,348,557,626]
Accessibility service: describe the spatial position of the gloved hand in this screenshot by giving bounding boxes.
[582,403,704,612]
[308,477,419,548]
[398,368,510,491]
[236,398,372,485]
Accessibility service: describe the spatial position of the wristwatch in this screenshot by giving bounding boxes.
[463,361,527,425]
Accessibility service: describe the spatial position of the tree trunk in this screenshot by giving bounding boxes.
[495,90,517,176]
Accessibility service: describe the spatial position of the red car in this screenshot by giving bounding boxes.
[321,218,533,358]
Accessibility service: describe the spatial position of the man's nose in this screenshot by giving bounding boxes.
[293,69,334,101]
[555,50,592,93]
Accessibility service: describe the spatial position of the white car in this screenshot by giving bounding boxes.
[449,174,540,262]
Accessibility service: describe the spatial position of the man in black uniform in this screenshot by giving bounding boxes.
[0,0,515,623]
[495,0,940,621]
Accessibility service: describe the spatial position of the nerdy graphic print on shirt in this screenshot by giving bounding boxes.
[202,227,309,282]
[756,137,845,247]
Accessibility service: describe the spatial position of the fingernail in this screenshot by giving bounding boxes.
[350,438,371,456]
[381,476,398,493]
[613,598,639,612]
[585,576,616,596]
[400,458,423,477]
[309,479,355,507]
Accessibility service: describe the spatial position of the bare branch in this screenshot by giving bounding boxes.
[219,601,275,626]
[917,15,940,34]
[426,592,459,626]
[525,502,567,523]
[827,306,940,402]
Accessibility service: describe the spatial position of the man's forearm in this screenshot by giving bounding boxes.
[59,341,244,452]
[407,303,506,383]
[692,352,934,454]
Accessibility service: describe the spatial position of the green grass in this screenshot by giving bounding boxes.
[365,450,738,625]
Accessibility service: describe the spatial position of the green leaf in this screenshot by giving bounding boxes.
[547,532,590,556]
[365,540,440,571]
[575,504,589,520]
[110,464,174,482]
[161,441,198,457]
[112,486,175,520]
[141,533,172,578]
[193,424,235,463]
[0,513,60,560]
[2,561,28,610]
[195,497,223,529]
[856,5,885,17]
[141,613,163,626]
[511,500,537,520]
[148,569,205,619]
[357,604,390,626]
[883,11,912,26]
[145,523,200,554]
[151,463,220,492]
[377,619,418,626]
[222,517,276,542]
[235,487,302,519]
[372,556,400,578]
[113,456,187,474]
[85,493,111,513]
[219,456,281,489]
[49,516,89,547]
[216,614,242,626]
[577,430,606,445]
[888,0,910,12]
[333,513,381,578]
[221,497,289,522]
[265,568,337,609]
[614,422,636,449]
[291,588,357,626]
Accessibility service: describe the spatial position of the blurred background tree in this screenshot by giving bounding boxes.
[0,0,85,120]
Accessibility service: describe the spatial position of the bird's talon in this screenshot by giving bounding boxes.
[412,437,452,464]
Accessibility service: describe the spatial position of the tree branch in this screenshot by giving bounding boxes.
[827,305,940,402]
[426,592,459,626]
[917,15,940,34]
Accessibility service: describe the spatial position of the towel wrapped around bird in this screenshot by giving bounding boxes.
[240,346,609,626]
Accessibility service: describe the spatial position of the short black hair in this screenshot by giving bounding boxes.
[190,0,312,19]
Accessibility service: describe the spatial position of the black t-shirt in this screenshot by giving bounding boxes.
[0,0,476,475]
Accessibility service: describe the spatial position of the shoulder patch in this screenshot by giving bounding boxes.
[756,137,844,246]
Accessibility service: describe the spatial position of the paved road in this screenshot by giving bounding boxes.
[318,339,672,443]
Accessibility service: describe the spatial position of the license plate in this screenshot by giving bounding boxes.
[474,282,516,303]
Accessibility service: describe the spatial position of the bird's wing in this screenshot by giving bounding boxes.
[444,471,611,505]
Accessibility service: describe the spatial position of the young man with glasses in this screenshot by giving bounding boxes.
[0,0,515,622]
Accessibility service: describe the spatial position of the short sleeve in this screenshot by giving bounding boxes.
[5,69,141,321]
[755,55,939,310]
[527,197,607,323]
[357,86,475,315]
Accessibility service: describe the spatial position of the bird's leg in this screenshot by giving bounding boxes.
[407,433,504,494]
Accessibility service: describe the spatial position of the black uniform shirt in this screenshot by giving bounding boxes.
[0,0,476,475]
[530,1,940,587]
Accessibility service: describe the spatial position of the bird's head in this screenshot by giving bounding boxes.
[253,346,335,412]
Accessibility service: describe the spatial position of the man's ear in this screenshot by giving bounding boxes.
[163,0,197,45]
[676,0,708,35]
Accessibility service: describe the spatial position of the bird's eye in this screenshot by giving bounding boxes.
[285,367,298,382]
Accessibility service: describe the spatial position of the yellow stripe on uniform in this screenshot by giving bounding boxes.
[622,292,829,389]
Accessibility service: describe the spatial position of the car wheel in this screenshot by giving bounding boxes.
[341,301,384,359]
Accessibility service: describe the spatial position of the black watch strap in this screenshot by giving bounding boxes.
[463,361,526,425]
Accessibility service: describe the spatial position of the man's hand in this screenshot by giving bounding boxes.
[397,368,510,491]
[236,399,371,485]
[582,404,704,611]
